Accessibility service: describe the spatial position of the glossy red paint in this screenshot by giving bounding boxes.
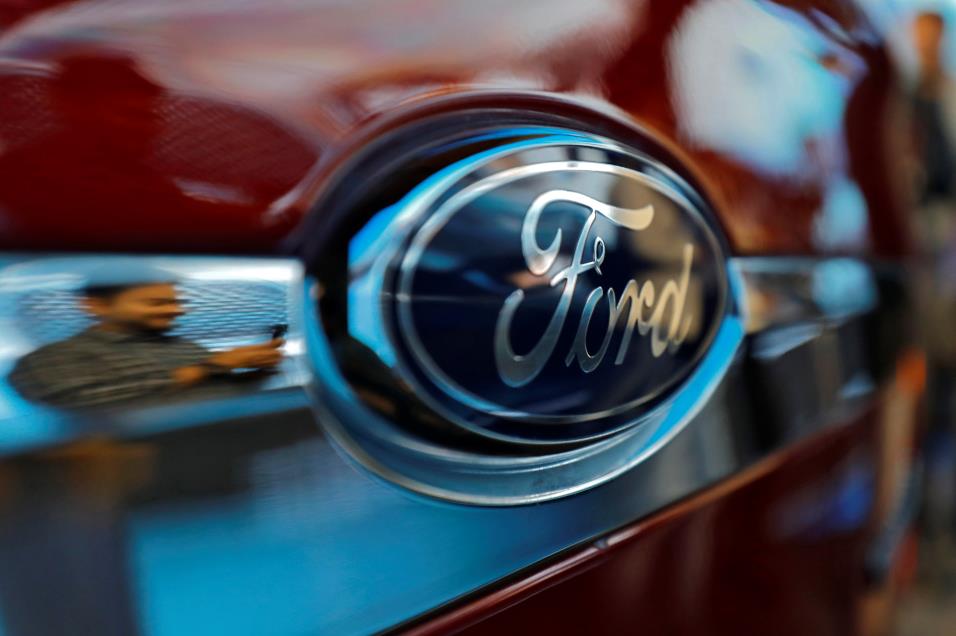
[0,0,912,257]
[403,348,926,636]
[405,416,883,636]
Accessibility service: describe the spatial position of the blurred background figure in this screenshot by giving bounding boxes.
[912,12,954,204]
[911,9,956,387]
[8,264,284,409]
[899,8,956,633]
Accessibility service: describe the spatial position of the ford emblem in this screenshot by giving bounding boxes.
[346,134,730,444]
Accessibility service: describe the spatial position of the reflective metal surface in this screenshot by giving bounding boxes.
[736,258,880,334]
[0,249,903,635]
[0,255,305,454]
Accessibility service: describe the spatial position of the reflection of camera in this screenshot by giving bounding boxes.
[270,323,288,339]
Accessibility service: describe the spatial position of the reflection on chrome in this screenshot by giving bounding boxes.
[0,256,304,452]
[734,256,896,447]
[734,257,878,333]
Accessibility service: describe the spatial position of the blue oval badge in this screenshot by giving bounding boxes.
[377,139,728,442]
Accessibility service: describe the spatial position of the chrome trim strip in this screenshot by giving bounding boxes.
[733,257,879,333]
[0,254,898,472]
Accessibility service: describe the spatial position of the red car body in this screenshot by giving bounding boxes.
[0,1,923,635]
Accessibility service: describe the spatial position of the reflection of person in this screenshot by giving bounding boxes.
[9,271,284,409]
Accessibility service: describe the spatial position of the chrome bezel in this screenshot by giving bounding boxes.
[303,125,745,505]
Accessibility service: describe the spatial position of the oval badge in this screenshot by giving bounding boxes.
[376,137,729,443]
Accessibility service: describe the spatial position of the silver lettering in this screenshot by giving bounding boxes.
[494,190,693,387]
